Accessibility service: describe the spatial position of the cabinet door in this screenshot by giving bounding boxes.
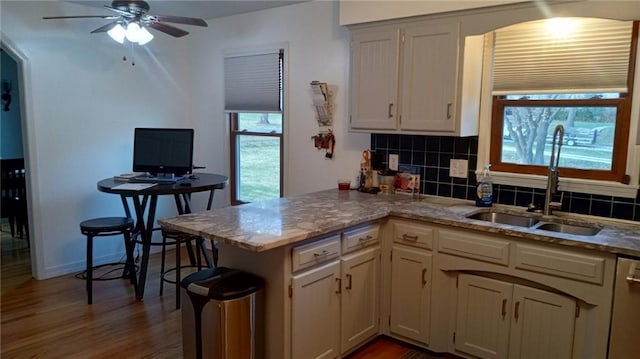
[291,261,341,359]
[455,274,512,359]
[389,245,432,344]
[340,246,381,354]
[400,22,459,132]
[350,28,400,130]
[508,285,575,359]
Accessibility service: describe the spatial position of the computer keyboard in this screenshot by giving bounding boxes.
[129,176,182,184]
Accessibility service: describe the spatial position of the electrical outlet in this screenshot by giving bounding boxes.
[388,154,399,171]
[449,159,468,178]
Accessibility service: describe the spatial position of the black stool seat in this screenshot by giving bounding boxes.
[81,217,134,234]
[80,216,136,304]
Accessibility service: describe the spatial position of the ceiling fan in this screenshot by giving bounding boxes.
[43,0,208,45]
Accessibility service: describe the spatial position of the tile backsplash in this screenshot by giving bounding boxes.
[370,133,640,222]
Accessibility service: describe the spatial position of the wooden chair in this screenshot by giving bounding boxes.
[1,158,28,243]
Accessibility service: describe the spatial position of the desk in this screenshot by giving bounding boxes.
[97,173,228,300]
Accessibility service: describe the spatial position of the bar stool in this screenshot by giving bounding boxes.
[160,227,218,309]
[80,217,136,304]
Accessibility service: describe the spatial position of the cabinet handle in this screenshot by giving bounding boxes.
[501,299,507,319]
[626,261,640,284]
[422,268,427,287]
[446,103,452,119]
[388,103,394,118]
[335,278,342,294]
[314,250,329,259]
[626,276,640,284]
[346,274,353,290]
[514,301,520,322]
[402,234,418,241]
[358,235,373,242]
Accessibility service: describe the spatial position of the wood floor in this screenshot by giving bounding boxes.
[1,221,32,295]
[1,230,425,359]
[346,336,411,358]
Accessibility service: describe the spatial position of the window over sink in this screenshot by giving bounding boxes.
[480,18,639,196]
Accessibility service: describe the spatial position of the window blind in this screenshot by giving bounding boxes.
[492,18,633,95]
[224,49,283,112]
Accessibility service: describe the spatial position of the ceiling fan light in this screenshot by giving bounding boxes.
[125,22,142,42]
[107,23,126,44]
[137,26,154,45]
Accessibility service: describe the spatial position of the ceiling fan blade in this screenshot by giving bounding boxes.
[148,22,189,38]
[103,5,135,18]
[148,15,208,27]
[90,21,119,34]
[43,15,118,20]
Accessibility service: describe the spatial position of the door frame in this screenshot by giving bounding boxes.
[1,34,42,279]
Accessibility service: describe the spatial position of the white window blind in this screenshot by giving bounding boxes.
[492,18,633,95]
[224,49,283,112]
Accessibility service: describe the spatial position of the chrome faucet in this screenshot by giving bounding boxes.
[544,124,564,215]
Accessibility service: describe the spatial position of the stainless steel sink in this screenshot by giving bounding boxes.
[536,222,601,236]
[467,212,539,227]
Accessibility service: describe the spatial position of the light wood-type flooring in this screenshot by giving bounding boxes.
[1,227,436,359]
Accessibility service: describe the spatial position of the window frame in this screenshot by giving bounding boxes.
[489,96,632,183]
[224,46,286,206]
[229,112,284,205]
[485,20,639,189]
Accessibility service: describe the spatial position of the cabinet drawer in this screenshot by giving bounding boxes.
[393,222,433,249]
[342,224,380,254]
[438,229,510,266]
[514,244,605,285]
[292,235,341,272]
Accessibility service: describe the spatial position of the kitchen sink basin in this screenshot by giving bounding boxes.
[536,222,601,236]
[467,211,539,227]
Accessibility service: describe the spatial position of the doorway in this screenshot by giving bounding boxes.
[1,45,32,293]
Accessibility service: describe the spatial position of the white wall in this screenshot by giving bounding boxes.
[1,0,369,279]
[188,1,369,197]
[1,1,196,278]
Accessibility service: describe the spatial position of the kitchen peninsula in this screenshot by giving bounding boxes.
[159,189,640,359]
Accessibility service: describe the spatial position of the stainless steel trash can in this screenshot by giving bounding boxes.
[181,267,264,359]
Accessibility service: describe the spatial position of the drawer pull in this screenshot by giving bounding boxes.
[346,274,353,290]
[402,233,419,241]
[358,235,374,242]
[314,250,330,258]
[422,268,427,287]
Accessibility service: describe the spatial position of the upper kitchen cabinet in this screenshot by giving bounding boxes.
[349,19,483,136]
[349,26,400,130]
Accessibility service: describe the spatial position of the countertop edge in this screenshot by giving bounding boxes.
[158,190,640,257]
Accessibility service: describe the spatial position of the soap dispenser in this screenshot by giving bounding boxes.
[476,164,493,207]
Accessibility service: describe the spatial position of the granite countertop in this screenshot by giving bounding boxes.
[158,189,640,257]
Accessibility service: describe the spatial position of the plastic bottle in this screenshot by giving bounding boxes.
[476,164,493,207]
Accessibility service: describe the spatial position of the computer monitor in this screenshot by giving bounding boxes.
[132,128,194,177]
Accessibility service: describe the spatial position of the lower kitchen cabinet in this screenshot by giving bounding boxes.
[290,243,380,359]
[291,261,341,359]
[455,273,576,359]
[341,246,381,354]
[389,245,432,344]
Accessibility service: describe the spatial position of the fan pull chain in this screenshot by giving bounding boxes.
[121,42,136,66]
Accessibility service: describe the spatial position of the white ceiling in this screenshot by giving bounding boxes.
[69,0,309,20]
